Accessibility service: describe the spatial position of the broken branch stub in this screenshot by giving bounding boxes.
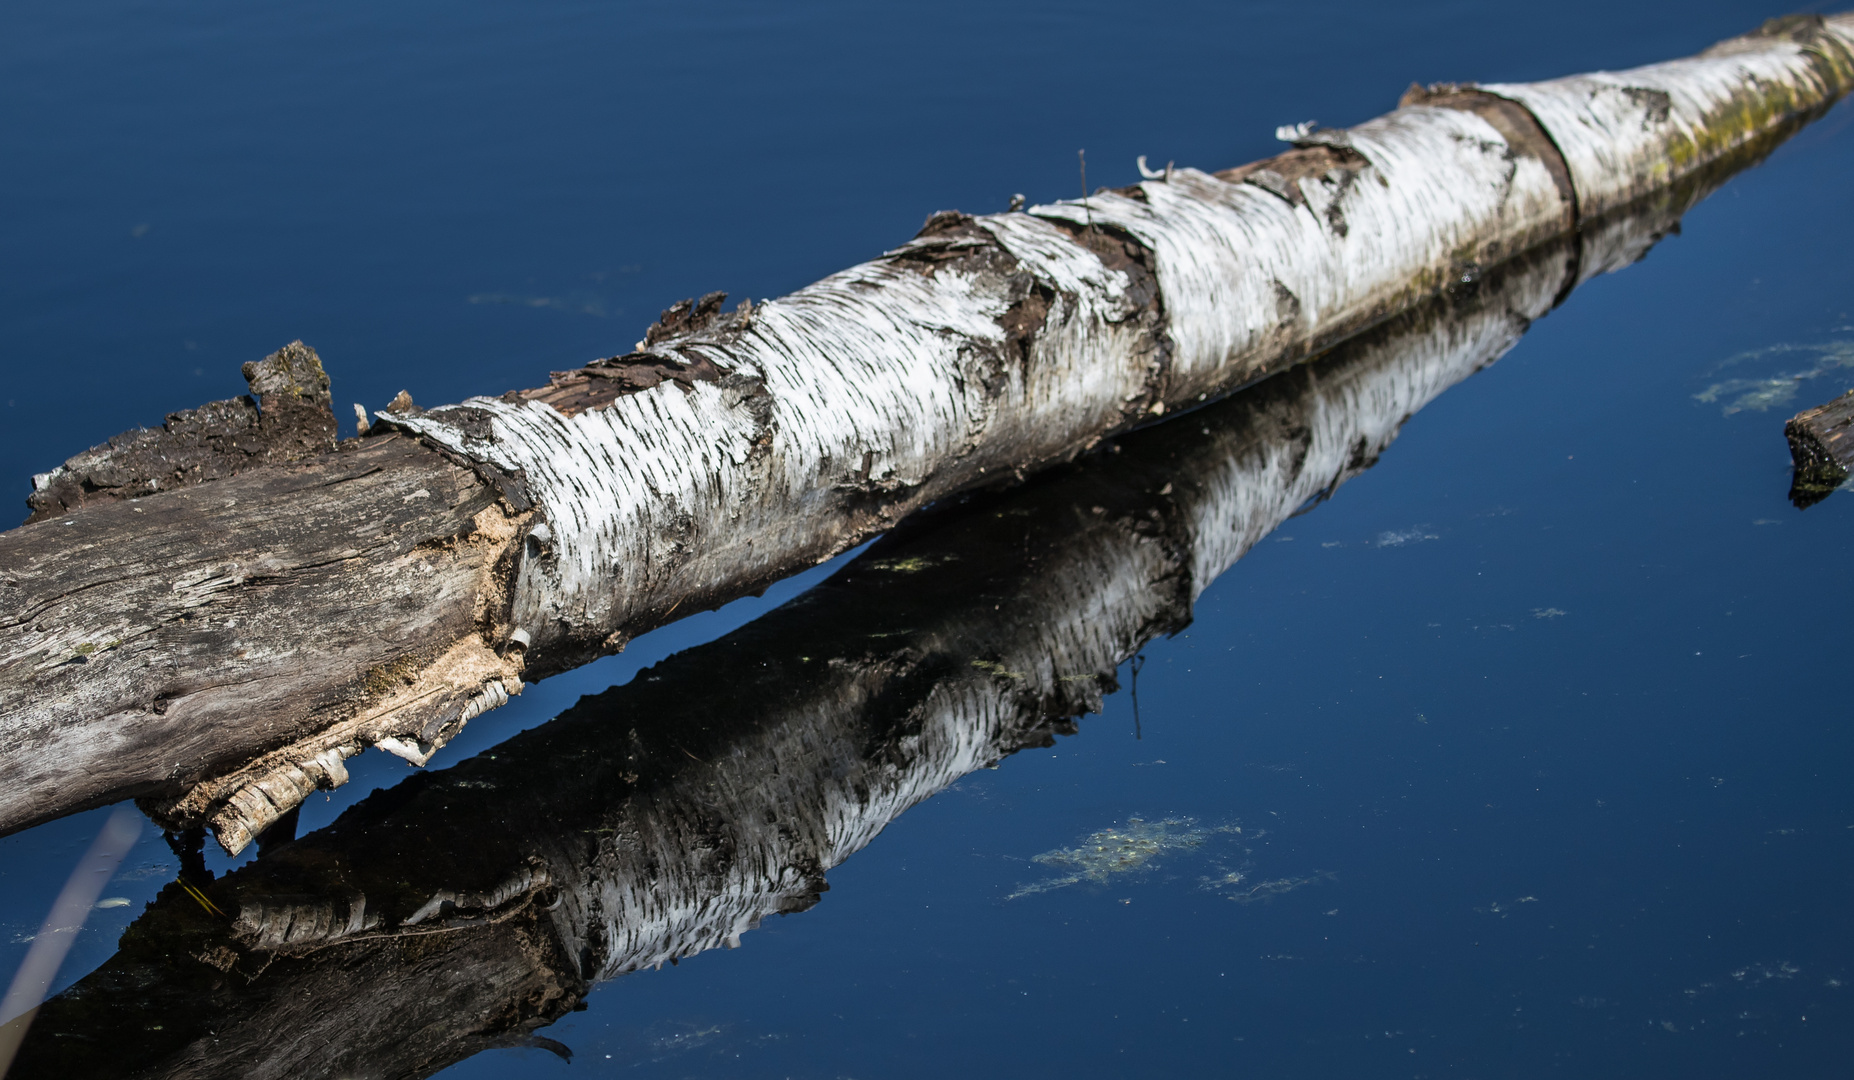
[25,341,338,524]
[1,15,1852,857]
[1785,388,1854,508]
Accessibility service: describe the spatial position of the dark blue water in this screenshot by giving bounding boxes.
[4,2,1853,1077]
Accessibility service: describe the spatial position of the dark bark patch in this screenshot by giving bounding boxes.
[1321,168,1361,237]
[1217,145,1369,208]
[892,212,994,274]
[645,291,729,347]
[1620,86,1674,126]
[1047,221,1160,316]
[1750,13,1828,44]
[513,351,728,417]
[916,209,976,238]
[1271,279,1303,322]
[999,286,1053,372]
[1042,218,1170,423]
[508,294,750,418]
[25,341,338,524]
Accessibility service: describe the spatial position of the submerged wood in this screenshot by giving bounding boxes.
[2,15,1851,854]
[11,197,1721,1079]
[1784,388,1854,507]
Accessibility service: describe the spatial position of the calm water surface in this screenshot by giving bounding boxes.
[2,2,1852,1077]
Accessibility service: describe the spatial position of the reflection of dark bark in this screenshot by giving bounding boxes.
[10,142,1784,1080]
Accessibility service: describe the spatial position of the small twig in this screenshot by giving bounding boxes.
[177,877,227,919]
[1078,149,1093,233]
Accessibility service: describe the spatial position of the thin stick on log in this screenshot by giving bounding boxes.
[1785,388,1854,507]
[2,14,1851,855]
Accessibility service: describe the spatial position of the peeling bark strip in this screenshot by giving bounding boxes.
[1785,388,1854,507]
[1,16,1850,856]
[14,221,1614,1080]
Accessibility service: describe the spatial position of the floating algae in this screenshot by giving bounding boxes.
[1007,817,1243,899]
[1694,340,1854,415]
[1208,872,1334,905]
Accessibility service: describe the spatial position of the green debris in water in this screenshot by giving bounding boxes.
[1007,816,1241,899]
[1212,872,1334,904]
[1695,340,1854,415]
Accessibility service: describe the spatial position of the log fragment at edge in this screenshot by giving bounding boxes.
[1785,388,1854,507]
[1,13,1851,854]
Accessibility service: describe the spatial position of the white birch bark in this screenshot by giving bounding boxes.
[388,14,1854,668]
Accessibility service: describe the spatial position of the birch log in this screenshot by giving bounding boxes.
[2,14,1850,855]
[11,199,1719,1080]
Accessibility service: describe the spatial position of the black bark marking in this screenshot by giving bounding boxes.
[998,285,1054,374]
[1321,166,1361,237]
[1621,86,1674,127]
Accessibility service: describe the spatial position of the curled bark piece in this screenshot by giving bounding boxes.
[1785,387,1854,508]
[186,636,524,855]
[1,15,1849,854]
[11,207,1683,1080]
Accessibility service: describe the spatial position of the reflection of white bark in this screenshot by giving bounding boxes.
[560,239,1573,984]
[10,155,1771,1080]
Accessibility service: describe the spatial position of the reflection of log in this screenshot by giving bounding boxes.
[12,183,1707,1079]
[4,17,1852,856]
[1785,389,1854,508]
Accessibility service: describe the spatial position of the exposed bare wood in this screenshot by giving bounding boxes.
[2,15,1850,855]
[0,434,515,845]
